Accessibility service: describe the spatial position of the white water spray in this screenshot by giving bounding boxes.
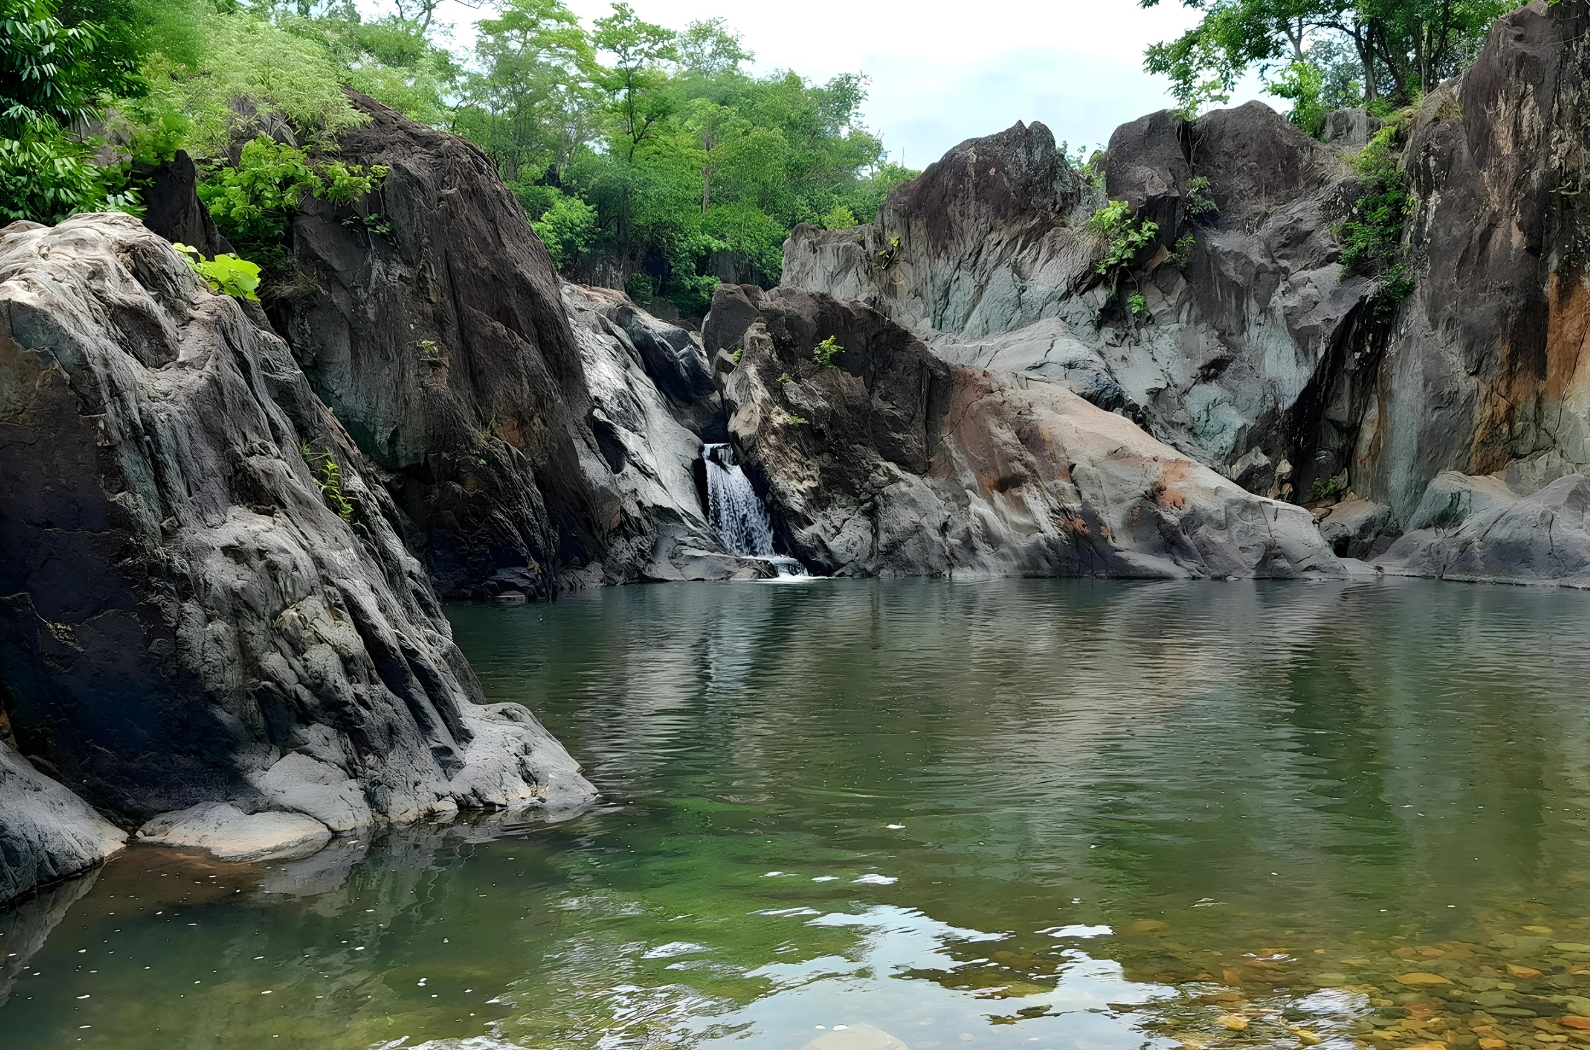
[701,443,806,576]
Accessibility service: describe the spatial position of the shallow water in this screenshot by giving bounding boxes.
[8,578,1590,1050]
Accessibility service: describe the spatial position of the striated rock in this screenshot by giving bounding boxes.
[1320,107,1383,150]
[1314,497,1395,558]
[1381,472,1590,587]
[271,91,745,598]
[782,106,1374,499]
[707,285,1342,579]
[0,213,592,898]
[0,743,124,904]
[137,802,332,862]
[560,283,772,583]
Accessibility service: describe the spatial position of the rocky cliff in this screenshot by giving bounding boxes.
[783,0,1590,587]
[0,214,593,903]
[267,92,754,599]
[705,284,1341,579]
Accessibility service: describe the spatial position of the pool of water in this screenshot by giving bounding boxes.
[7,578,1590,1050]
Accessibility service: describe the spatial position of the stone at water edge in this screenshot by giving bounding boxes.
[801,1023,909,1050]
[137,803,333,863]
[1561,1016,1590,1029]
[0,742,126,905]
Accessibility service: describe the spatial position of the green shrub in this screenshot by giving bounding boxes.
[1168,233,1196,268]
[820,203,857,230]
[1184,175,1217,217]
[1127,292,1148,318]
[173,242,262,300]
[812,335,842,368]
[1338,126,1414,322]
[1087,200,1159,280]
[531,192,597,270]
[1268,61,1327,139]
[198,136,386,265]
[299,442,358,524]
[0,133,107,223]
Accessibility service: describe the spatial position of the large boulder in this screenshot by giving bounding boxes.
[0,213,593,898]
[706,285,1342,579]
[782,108,1373,500]
[0,742,125,904]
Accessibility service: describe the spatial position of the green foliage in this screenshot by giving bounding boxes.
[1127,292,1149,318]
[531,191,597,269]
[1,0,135,137]
[173,242,262,300]
[820,203,857,230]
[1337,126,1413,322]
[1267,60,1326,138]
[197,136,385,264]
[1059,140,1105,189]
[1087,200,1160,280]
[1140,0,1509,112]
[417,338,441,361]
[0,132,106,222]
[784,414,808,425]
[299,441,358,524]
[1311,474,1344,501]
[1184,175,1217,218]
[812,335,842,368]
[1169,233,1197,268]
[776,371,792,383]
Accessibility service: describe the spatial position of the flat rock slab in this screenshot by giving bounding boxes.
[137,803,332,862]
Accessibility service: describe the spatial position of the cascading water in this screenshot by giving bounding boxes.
[701,443,807,577]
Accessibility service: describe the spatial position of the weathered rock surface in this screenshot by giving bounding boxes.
[1314,497,1395,559]
[706,285,1342,579]
[137,802,333,862]
[0,743,124,904]
[271,91,747,598]
[782,106,1375,500]
[1380,471,1590,587]
[0,213,592,898]
[782,1,1590,590]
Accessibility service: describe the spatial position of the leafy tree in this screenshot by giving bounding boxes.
[591,2,676,162]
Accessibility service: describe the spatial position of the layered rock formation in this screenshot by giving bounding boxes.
[705,285,1341,579]
[269,91,752,598]
[0,214,592,903]
[783,0,1590,587]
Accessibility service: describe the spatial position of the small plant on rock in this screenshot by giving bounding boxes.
[1127,292,1149,318]
[1087,200,1159,280]
[299,441,358,524]
[1184,176,1218,218]
[813,335,842,368]
[1338,125,1414,323]
[418,339,442,362]
[173,243,262,301]
[1168,233,1197,268]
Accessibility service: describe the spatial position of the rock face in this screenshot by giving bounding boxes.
[0,213,593,902]
[782,0,1590,588]
[705,284,1342,579]
[782,106,1375,501]
[0,742,124,904]
[271,91,745,598]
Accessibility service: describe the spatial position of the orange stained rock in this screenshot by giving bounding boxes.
[1561,1017,1590,1030]
[1396,972,1456,986]
[1222,968,1244,986]
[1506,964,1544,979]
[1478,1039,1508,1050]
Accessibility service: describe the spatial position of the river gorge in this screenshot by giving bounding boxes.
[7,578,1590,1049]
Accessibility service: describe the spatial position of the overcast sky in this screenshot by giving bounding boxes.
[426,0,1271,168]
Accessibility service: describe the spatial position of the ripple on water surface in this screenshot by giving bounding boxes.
[7,578,1590,1050]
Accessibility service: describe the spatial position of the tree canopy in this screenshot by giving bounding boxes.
[1142,0,1508,124]
[0,0,914,316]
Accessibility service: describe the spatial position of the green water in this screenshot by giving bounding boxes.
[8,578,1590,1050]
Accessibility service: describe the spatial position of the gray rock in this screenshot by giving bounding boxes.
[137,802,333,862]
[1315,497,1395,558]
[1321,107,1384,149]
[708,285,1343,580]
[1381,472,1590,586]
[0,743,124,905]
[802,1024,910,1050]
[0,213,592,845]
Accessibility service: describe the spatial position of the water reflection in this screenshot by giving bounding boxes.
[5,578,1590,1050]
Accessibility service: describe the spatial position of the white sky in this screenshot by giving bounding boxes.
[424,0,1271,168]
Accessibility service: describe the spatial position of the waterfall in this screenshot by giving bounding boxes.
[701,443,806,576]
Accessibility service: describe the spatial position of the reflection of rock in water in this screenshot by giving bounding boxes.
[0,868,99,1008]
[802,1023,909,1050]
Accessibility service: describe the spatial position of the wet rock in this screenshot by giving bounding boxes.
[0,213,592,846]
[801,1024,910,1050]
[0,743,124,905]
[137,802,332,862]
[708,284,1342,580]
[1321,107,1384,149]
